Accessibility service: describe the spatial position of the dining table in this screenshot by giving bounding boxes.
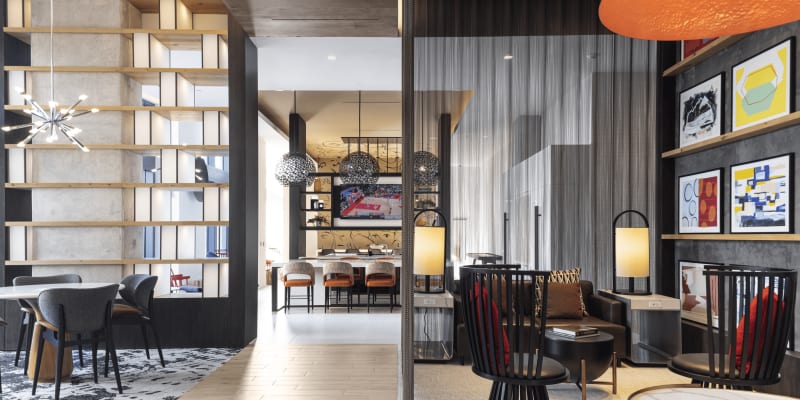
[0,282,123,381]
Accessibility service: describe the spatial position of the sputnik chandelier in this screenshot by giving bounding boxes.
[2,0,97,152]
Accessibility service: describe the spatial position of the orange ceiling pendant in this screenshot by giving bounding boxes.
[599,0,800,41]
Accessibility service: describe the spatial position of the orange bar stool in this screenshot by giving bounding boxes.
[365,261,396,313]
[281,262,315,313]
[322,262,354,313]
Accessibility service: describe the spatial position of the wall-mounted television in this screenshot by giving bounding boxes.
[332,177,402,227]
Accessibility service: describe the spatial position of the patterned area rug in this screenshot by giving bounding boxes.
[0,347,240,399]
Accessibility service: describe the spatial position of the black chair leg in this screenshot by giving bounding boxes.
[32,331,46,396]
[106,327,123,394]
[324,287,329,313]
[104,339,110,378]
[307,286,311,313]
[347,287,352,313]
[14,314,27,367]
[55,334,66,400]
[284,285,289,313]
[92,337,99,384]
[140,322,151,359]
[367,286,371,313]
[23,315,34,375]
[77,334,84,367]
[148,320,166,367]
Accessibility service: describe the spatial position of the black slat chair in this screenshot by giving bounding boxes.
[668,265,796,389]
[111,274,165,367]
[460,266,568,399]
[32,284,123,399]
[13,274,82,375]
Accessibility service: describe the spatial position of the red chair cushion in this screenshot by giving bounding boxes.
[471,282,510,371]
[735,287,783,374]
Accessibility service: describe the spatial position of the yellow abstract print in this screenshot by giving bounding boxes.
[733,40,792,131]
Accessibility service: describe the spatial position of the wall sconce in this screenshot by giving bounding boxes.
[612,209,651,295]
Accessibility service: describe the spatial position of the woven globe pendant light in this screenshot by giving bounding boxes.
[275,152,316,187]
[599,0,800,40]
[339,91,379,185]
[413,150,438,186]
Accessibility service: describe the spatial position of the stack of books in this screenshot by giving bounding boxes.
[550,325,599,338]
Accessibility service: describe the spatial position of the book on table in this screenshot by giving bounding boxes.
[550,325,598,338]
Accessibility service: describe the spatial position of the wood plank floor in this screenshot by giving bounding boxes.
[182,343,398,400]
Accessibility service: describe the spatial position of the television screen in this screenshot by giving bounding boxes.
[335,184,402,220]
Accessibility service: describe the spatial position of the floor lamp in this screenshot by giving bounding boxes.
[414,209,446,293]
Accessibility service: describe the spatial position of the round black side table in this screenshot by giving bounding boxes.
[543,330,617,400]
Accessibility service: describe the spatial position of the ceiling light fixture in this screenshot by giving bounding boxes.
[339,91,380,185]
[413,93,439,187]
[327,55,337,61]
[599,0,800,40]
[503,55,513,60]
[2,0,97,151]
[275,92,317,187]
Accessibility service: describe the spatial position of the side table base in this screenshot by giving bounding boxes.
[576,352,618,400]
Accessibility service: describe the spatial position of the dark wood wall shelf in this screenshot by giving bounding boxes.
[300,226,402,231]
[662,35,747,77]
[662,234,800,242]
[662,111,800,159]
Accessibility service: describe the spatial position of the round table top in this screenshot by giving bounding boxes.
[631,388,796,400]
[0,283,123,300]
[544,329,614,344]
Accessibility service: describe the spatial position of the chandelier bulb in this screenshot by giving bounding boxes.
[48,101,57,109]
[1,127,10,132]
[79,94,88,101]
[91,108,99,113]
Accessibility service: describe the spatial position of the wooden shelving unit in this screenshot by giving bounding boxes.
[662,111,800,159]
[3,27,228,45]
[6,182,228,189]
[5,144,229,155]
[5,66,228,86]
[662,234,800,242]
[300,226,402,231]
[662,35,747,77]
[6,221,228,227]
[4,105,228,121]
[5,258,229,266]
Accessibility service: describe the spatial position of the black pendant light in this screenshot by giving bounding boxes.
[339,91,379,185]
[413,92,439,186]
[275,92,316,186]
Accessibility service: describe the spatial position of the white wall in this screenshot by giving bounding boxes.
[258,114,289,287]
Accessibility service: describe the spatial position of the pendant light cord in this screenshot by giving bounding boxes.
[49,0,54,104]
[358,91,362,152]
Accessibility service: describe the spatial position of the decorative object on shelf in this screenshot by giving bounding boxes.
[306,215,329,227]
[731,153,793,233]
[733,39,794,132]
[275,152,316,186]
[678,168,722,234]
[414,92,439,186]
[679,260,723,327]
[612,210,651,295]
[2,0,98,152]
[413,209,447,293]
[339,91,379,185]
[681,39,717,60]
[598,0,800,40]
[317,200,325,209]
[310,199,318,209]
[679,73,723,147]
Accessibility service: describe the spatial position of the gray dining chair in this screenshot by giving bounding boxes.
[32,284,122,400]
[110,274,165,367]
[13,274,82,374]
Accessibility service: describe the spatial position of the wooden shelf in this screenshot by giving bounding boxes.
[3,27,227,47]
[662,234,800,242]
[5,258,229,266]
[300,209,330,212]
[6,220,228,227]
[5,144,229,155]
[300,192,331,195]
[6,182,228,189]
[5,66,228,86]
[128,0,228,14]
[301,226,402,231]
[662,111,800,159]
[4,105,228,121]
[662,35,747,77]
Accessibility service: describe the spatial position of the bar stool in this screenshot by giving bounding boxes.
[365,261,396,313]
[341,256,363,304]
[322,262,354,313]
[281,262,315,313]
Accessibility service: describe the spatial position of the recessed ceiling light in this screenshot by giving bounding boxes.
[327,55,337,61]
[503,55,513,60]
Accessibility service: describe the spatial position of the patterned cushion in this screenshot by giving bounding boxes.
[535,267,587,317]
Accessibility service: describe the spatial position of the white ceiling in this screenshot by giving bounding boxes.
[255,37,401,91]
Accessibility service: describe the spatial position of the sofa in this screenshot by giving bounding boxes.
[453,279,627,364]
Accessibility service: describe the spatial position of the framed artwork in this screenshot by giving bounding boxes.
[730,154,793,233]
[678,168,722,233]
[679,74,723,147]
[679,260,723,327]
[732,38,794,131]
[681,38,717,60]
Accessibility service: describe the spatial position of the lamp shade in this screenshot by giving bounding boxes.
[614,227,649,278]
[413,226,445,276]
[599,0,800,41]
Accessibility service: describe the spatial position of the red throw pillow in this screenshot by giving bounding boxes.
[734,287,783,374]
[471,282,510,371]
